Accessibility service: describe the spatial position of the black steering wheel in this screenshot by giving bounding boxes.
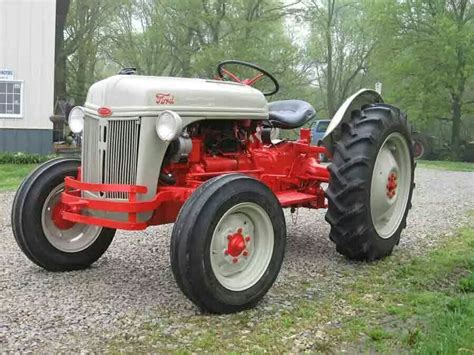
[217,60,280,96]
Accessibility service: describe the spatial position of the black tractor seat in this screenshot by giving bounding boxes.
[268,100,316,129]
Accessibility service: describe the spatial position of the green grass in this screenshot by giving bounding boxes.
[105,215,474,353]
[418,160,474,172]
[0,164,37,191]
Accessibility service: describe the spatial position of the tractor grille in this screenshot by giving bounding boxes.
[82,115,141,199]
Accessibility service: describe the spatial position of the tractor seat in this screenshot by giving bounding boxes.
[268,100,316,129]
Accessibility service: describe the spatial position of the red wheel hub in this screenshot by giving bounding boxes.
[386,172,398,199]
[52,202,75,230]
[225,228,249,258]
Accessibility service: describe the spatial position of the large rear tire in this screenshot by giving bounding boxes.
[325,104,415,261]
[170,174,286,314]
[11,158,116,271]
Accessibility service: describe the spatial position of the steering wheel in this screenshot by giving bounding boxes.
[217,60,279,96]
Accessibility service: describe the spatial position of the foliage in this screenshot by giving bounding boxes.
[304,0,375,117]
[55,0,474,159]
[0,152,56,165]
[368,0,474,157]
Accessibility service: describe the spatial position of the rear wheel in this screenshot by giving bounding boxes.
[170,174,286,314]
[325,104,415,260]
[11,158,116,271]
[412,132,430,160]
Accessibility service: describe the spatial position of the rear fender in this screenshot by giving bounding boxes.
[322,89,383,154]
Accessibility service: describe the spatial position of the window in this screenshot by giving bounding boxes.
[315,121,330,133]
[0,80,23,118]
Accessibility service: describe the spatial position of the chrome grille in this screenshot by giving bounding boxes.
[82,116,141,199]
[82,116,100,184]
[104,119,141,199]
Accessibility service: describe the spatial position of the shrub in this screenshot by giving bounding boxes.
[0,152,57,164]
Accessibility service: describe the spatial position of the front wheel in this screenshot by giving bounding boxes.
[11,158,116,271]
[325,104,415,261]
[170,174,286,314]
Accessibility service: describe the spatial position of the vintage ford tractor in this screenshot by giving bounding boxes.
[12,61,415,314]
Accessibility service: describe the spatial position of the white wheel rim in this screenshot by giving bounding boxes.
[41,183,102,253]
[370,132,412,239]
[210,202,274,291]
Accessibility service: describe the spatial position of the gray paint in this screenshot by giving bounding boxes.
[0,0,56,131]
[0,128,53,154]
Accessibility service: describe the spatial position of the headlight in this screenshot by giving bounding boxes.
[68,106,85,134]
[156,110,183,142]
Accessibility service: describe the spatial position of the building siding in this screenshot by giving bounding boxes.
[0,0,56,153]
[0,128,53,154]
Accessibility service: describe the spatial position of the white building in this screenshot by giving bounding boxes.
[0,0,56,154]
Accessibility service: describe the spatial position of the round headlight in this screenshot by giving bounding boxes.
[156,110,183,142]
[68,106,85,134]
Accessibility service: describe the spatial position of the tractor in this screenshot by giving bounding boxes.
[12,61,415,314]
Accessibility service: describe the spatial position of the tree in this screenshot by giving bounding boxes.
[304,0,375,117]
[65,0,126,104]
[369,0,474,157]
[54,0,71,101]
[105,0,310,102]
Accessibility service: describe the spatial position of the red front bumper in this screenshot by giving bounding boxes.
[61,177,190,230]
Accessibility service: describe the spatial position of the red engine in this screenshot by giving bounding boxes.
[150,120,329,225]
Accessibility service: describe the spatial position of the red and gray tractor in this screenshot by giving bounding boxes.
[12,61,415,313]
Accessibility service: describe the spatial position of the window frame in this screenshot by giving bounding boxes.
[0,79,24,118]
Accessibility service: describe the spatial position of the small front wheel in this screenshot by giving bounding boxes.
[11,158,116,271]
[170,174,286,314]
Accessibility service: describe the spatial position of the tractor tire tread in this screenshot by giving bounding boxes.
[325,104,415,261]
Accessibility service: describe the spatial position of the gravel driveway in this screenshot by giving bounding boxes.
[1,168,473,352]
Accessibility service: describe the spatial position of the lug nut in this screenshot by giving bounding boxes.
[237,228,243,234]
[243,250,248,257]
[224,250,229,255]
[245,236,251,242]
[232,258,238,264]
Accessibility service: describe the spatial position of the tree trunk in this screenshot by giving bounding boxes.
[54,0,71,101]
[325,0,336,117]
[450,94,462,159]
[326,31,335,116]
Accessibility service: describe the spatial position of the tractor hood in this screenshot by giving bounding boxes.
[85,75,268,120]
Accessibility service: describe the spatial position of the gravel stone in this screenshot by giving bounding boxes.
[0,168,473,352]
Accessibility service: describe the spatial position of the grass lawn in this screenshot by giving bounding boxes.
[418,160,474,172]
[0,164,37,191]
[106,213,474,353]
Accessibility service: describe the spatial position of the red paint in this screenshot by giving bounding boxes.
[97,107,112,117]
[60,130,331,230]
[220,68,242,83]
[243,73,264,86]
[61,177,192,230]
[386,172,398,199]
[203,156,238,172]
[227,231,246,257]
[299,128,311,143]
[52,202,75,230]
[156,93,175,105]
